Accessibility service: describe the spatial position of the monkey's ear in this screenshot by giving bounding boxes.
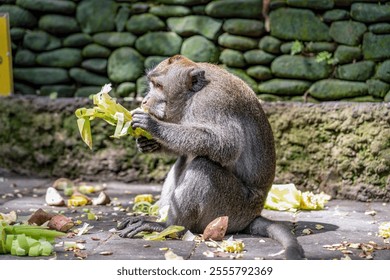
[190,68,208,92]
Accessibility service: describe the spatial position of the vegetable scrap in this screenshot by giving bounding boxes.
[264,183,331,211]
[378,222,390,239]
[75,83,152,149]
[0,211,17,224]
[141,225,185,241]
[0,221,65,257]
[164,250,184,260]
[323,240,390,260]
[45,178,110,208]
[203,236,245,258]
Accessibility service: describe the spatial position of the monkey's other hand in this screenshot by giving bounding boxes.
[136,137,161,153]
[117,216,165,238]
[131,108,158,135]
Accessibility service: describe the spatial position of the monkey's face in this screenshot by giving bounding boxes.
[142,55,207,123]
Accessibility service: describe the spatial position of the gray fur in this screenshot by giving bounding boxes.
[118,55,304,259]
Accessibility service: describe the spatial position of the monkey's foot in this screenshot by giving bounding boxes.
[116,216,165,238]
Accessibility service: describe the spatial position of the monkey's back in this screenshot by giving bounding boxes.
[193,63,276,199]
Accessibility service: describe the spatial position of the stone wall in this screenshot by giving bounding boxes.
[0,97,389,201]
[1,0,390,101]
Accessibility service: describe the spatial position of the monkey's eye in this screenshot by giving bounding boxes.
[154,82,163,90]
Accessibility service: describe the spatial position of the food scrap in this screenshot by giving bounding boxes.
[75,83,152,149]
[0,221,65,256]
[264,183,331,211]
[378,222,390,239]
[323,240,390,260]
[142,225,185,241]
[202,216,228,241]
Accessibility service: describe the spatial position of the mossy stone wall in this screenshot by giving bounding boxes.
[0,97,389,202]
[2,0,390,101]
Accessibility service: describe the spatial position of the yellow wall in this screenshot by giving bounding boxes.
[0,13,13,96]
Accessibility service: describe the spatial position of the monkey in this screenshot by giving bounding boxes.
[117,55,304,260]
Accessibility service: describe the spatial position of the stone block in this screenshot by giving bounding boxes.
[82,44,111,58]
[150,5,191,17]
[258,79,311,95]
[351,3,390,23]
[270,8,331,41]
[144,56,167,70]
[219,49,246,67]
[36,48,82,68]
[81,59,108,74]
[376,60,390,83]
[205,0,262,19]
[180,36,219,63]
[76,0,117,34]
[116,82,136,97]
[39,85,76,97]
[39,15,80,35]
[23,31,61,52]
[14,49,36,66]
[135,32,183,56]
[126,14,165,35]
[10,27,26,41]
[369,23,390,34]
[63,33,93,48]
[244,50,276,65]
[156,0,212,5]
[14,82,36,95]
[247,66,272,81]
[286,0,334,9]
[137,76,148,97]
[329,21,367,46]
[323,9,350,22]
[108,47,144,83]
[223,19,264,37]
[335,61,375,81]
[93,32,137,48]
[259,36,282,54]
[14,68,70,85]
[362,33,390,60]
[334,45,362,64]
[69,68,110,86]
[308,79,368,100]
[74,86,101,98]
[0,4,37,28]
[167,16,222,40]
[271,55,332,80]
[366,79,390,98]
[16,0,75,14]
[218,33,258,51]
[115,5,130,32]
[305,42,337,53]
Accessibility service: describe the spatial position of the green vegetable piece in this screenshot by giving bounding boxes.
[132,201,151,214]
[40,241,53,256]
[17,234,29,252]
[11,240,17,255]
[0,227,6,254]
[16,247,26,256]
[143,225,185,241]
[5,234,15,252]
[75,84,152,149]
[28,244,40,257]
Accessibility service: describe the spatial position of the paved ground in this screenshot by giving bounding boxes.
[0,172,389,260]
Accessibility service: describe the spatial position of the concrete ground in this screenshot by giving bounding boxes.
[0,172,389,260]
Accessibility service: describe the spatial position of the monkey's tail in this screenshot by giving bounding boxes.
[244,216,305,260]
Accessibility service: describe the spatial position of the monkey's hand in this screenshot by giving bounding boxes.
[136,137,161,153]
[131,108,158,136]
[117,216,165,238]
